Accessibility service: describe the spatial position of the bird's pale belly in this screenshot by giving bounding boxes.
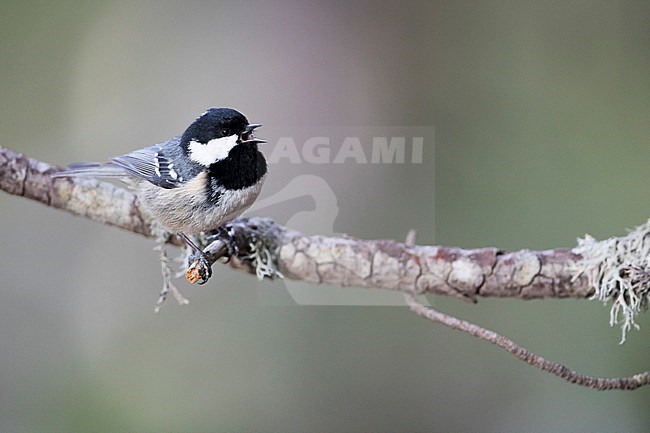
[137,172,265,234]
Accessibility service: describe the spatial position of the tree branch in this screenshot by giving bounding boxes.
[2,145,649,391]
[0,145,591,301]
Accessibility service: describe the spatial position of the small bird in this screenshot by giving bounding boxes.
[54,108,267,308]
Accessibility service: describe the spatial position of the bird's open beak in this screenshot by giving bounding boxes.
[240,123,266,144]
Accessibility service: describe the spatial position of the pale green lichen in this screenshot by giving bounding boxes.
[573,220,650,343]
[151,223,190,311]
[242,240,284,281]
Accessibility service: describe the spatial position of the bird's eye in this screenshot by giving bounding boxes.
[220,128,231,137]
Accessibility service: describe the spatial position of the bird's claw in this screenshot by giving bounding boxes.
[206,225,240,261]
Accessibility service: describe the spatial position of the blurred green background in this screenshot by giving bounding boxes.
[1,1,649,432]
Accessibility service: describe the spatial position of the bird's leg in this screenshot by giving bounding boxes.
[178,232,213,284]
[205,225,240,261]
[153,234,190,312]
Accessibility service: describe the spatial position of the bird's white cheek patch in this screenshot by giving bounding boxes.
[188,135,238,166]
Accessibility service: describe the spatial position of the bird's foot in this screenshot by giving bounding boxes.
[206,225,240,261]
[179,233,213,284]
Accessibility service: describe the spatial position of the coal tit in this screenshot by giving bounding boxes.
[55,108,267,297]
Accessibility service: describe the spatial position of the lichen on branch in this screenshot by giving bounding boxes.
[574,222,650,343]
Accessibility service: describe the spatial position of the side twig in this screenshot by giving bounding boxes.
[403,294,650,390]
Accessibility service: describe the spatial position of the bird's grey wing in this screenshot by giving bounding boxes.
[110,142,183,189]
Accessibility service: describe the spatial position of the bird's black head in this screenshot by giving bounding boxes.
[181,108,265,167]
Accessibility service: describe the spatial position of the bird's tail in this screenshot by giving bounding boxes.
[52,162,128,179]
